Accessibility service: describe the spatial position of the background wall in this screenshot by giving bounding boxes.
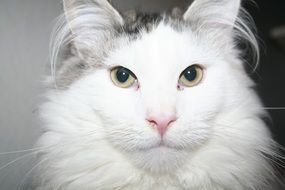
[0,0,284,190]
[248,1,285,147]
[0,1,60,189]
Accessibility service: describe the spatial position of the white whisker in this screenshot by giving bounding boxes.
[0,147,49,156]
[17,159,47,190]
[0,153,35,172]
[262,107,285,110]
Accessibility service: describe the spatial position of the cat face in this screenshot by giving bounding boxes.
[48,0,259,173]
[65,23,245,173]
[98,25,221,149]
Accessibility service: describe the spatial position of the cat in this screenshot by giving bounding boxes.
[32,0,282,189]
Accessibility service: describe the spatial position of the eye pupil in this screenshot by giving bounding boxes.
[184,67,197,81]
[116,68,130,83]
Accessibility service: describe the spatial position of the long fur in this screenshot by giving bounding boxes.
[33,0,283,189]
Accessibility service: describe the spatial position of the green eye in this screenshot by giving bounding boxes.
[179,65,203,87]
[110,66,137,88]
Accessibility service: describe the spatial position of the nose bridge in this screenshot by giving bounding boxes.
[142,84,177,116]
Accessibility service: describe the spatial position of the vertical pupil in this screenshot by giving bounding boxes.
[184,67,197,81]
[116,68,130,83]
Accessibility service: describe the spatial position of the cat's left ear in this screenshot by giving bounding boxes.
[63,0,124,28]
[183,0,241,34]
[62,0,124,61]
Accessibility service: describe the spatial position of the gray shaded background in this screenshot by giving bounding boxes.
[0,0,284,190]
[0,1,60,189]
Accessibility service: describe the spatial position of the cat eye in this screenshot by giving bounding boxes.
[110,66,137,88]
[179,65,203,87]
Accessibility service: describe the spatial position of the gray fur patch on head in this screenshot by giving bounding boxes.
[120,7,186,37]
[52,31,118,89]
[55,56,88,89]
[121,11,163,35]
[171,7,183,19]
[51,43,90,89]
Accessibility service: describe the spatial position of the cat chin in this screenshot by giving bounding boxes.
[128,146,189,174]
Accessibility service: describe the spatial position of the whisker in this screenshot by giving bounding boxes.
[259,152,285,169]
[0,147,50,156]
[0,153,36,172]
[262,107,285,110]
[17,159,47,190]
[212,121,285,168]
[0,129,105,157]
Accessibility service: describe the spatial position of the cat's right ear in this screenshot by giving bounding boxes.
[62,0,124,60]
[183,0,241,38]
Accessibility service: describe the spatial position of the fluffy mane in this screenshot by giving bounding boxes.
[33,0,283,189]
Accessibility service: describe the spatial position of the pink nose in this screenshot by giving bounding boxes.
[147,116,177,137]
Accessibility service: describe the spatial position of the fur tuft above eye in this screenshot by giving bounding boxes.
[110,66,137,88]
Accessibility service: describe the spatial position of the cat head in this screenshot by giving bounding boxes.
[47,0,259,173]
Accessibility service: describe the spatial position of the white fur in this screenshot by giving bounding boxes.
[35,0,278,189]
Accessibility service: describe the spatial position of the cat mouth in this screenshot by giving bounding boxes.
[143,140,181,151]
[135,140,171,151]
[152,141,167,148]
[148,137,191,151]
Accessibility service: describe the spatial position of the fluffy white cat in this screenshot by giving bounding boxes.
[33,0,281,189]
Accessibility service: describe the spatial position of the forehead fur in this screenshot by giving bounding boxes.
[108,24,204,72]
[120,8,185,36]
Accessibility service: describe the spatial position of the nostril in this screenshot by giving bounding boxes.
[167,117,177,126]
[147,119,157,126]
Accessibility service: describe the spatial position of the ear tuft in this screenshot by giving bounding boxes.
[50,0,124,82]
[63,0,124,30]
[62,0,124,54]
[183,0,260,70]
[183,0,241,31]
